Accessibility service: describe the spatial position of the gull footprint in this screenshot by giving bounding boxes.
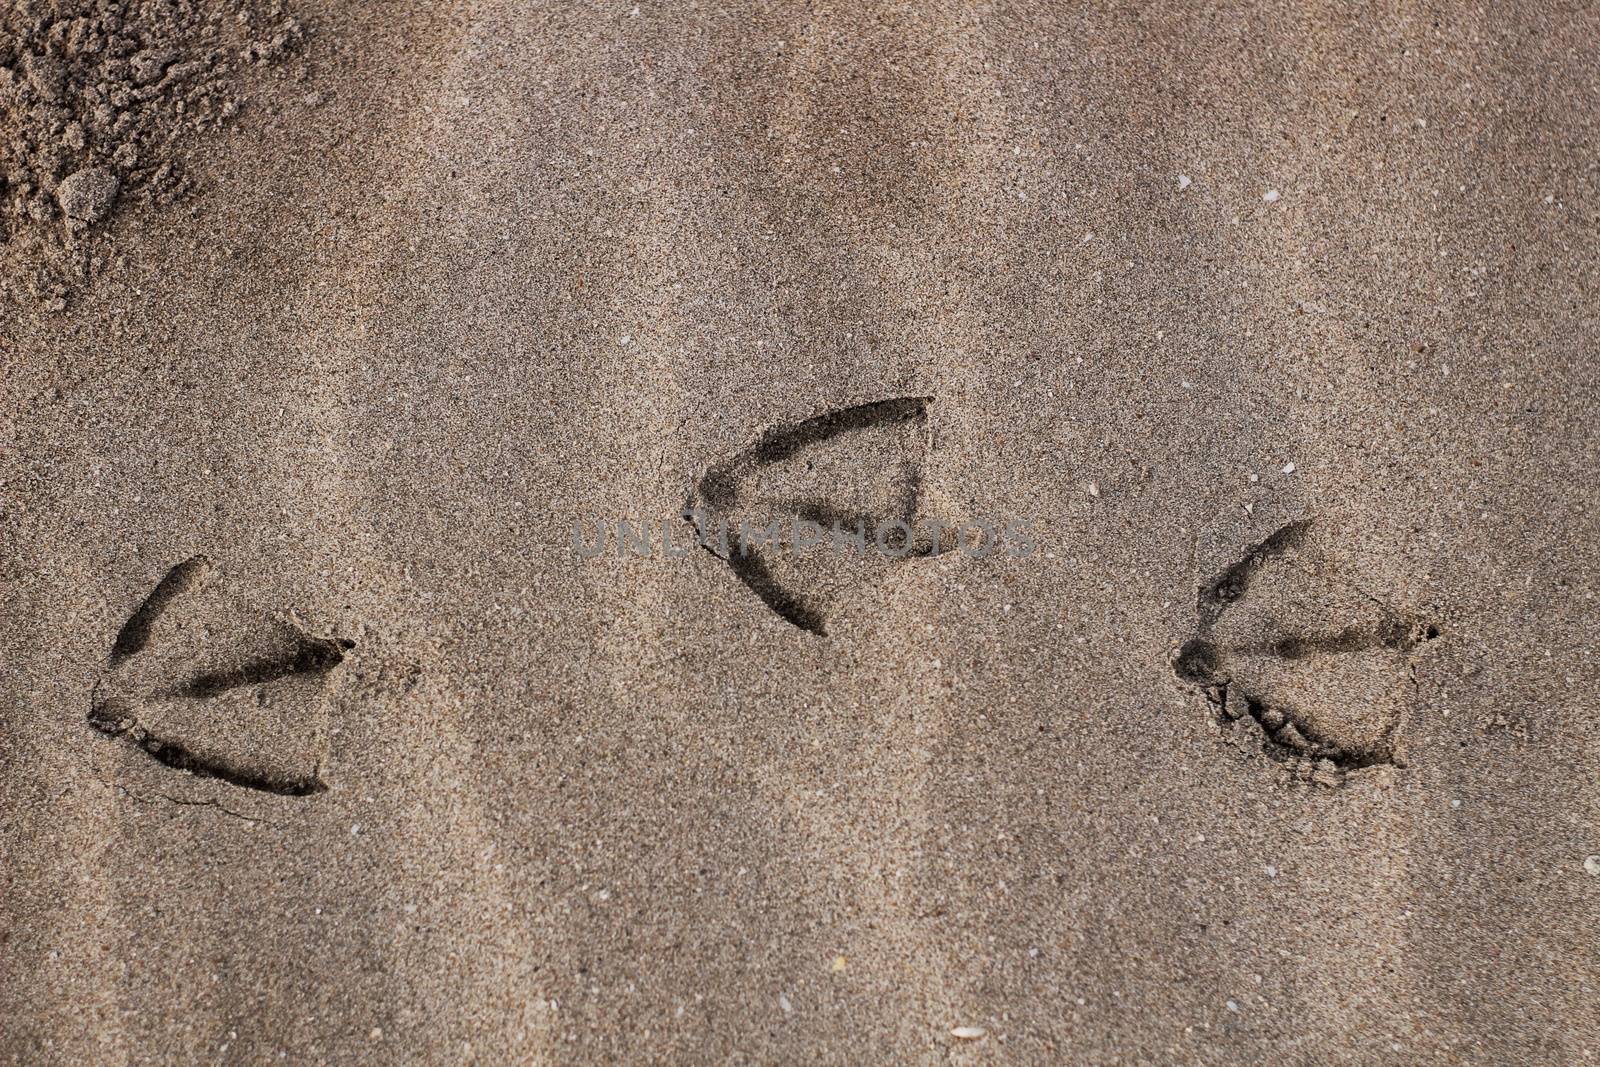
[89,555,352,795]
[686,396,955,635]
[1172,520,1439,785]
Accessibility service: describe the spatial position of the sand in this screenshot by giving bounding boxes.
[3,2,1598,1063]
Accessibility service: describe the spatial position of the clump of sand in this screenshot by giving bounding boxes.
[0,0,306,308]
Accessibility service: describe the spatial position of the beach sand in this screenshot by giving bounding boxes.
[3,3,1598,1063]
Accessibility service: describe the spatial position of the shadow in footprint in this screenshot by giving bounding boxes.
[687,396,955,635]
[89,556,352,795]
[1173,519,1439,784]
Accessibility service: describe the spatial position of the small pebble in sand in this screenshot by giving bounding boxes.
[829,955,847,972]
[56,168,120,224]
[950,1026,986,1040]
[1584,855,1600,876]
[1264,865,1278,878]
[1263,189,1281,203]
[1178,174,1192,191]
[1088,480,1100,498]
[1227,1000,1241,1013]
[1281,462,1295,474]
[778,994,793,1014]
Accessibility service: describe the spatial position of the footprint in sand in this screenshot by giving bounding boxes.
[89,556,352,795]
[685,396,961,635]
[1172,519,1439,786]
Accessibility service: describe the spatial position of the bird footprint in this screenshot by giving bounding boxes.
[686,396,956,635]
[89,556,352,795]
[1173,520,1438,785]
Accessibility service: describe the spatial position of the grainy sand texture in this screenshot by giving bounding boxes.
[3,2,1598,1064]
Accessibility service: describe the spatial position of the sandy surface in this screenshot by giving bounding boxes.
[3,3,1598,1063]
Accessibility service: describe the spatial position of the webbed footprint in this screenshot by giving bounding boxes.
[89,556,352,795]
[686,397,954,635]
[1173,520,1438,784]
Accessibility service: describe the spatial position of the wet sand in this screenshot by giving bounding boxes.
[3,4,1598,1063]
